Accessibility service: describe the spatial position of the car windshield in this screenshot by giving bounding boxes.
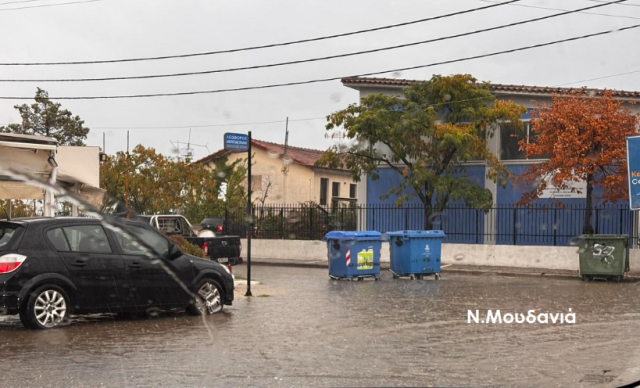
[1,1,640,387]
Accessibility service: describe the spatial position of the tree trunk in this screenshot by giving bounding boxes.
[583,175,594,235]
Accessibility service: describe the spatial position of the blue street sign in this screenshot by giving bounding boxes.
[224,132,249,151]
[626,135,640,210]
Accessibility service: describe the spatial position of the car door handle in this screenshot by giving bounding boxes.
[129,262,142,269]
[70,261,87,267]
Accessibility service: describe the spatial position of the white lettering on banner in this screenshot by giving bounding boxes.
[467,309,576,324]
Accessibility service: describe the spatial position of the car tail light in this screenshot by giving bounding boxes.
[202,242,209,255]
[226,265,232,274]
[217,225,223,233]
[0,254,27,274]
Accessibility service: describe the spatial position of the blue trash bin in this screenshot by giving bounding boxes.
[387,230,445,280]
[324,231,382,281]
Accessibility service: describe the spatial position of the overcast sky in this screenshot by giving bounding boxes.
[0,0,638,160]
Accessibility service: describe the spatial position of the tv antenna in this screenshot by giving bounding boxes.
[170,129,210,161]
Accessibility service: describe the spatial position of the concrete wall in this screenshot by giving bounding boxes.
[240,239,640,275]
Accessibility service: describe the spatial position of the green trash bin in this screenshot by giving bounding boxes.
[577,234,629,281]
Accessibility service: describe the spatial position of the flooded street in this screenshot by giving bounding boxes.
[3,265,640,387]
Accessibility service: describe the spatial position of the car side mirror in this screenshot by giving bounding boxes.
[168,244,183,260]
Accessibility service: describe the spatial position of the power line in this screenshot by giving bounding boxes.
[478,0,640,20]
[89,117,326,129]
[587,0,640,6]
[0,0,627,83]
[0,0,521,66]
[0,0,52,6]
[0,0,108,11]
[1,23,638,100]
[551,69,640,87]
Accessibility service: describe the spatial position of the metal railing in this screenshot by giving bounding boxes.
[223,203,637,246]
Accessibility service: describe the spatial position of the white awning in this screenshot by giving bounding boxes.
[0,140,57,151]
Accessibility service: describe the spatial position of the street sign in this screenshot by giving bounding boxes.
[224,133,249,151]
[626,135,640,210]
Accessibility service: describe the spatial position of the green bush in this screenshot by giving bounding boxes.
[168,235,208,259]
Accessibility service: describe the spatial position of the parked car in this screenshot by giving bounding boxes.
[0,217,234,330]
[136,215,243,266]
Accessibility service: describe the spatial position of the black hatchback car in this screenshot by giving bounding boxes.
[0,217,234,329]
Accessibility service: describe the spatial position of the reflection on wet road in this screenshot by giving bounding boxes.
[2,266,640,387]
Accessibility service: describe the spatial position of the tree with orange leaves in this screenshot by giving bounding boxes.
[515,90,639,234]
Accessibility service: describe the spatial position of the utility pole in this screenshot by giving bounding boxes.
[102,132,106,152]
[125,131,130,209]
[246,131,253,297]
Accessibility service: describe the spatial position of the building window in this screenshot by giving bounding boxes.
[349,184,357,199]
[499,121,549,161]
[320,178,328,205]
[332,182,340,197]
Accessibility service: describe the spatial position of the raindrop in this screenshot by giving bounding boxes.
[391,71,403,78]
[109,294,117,299]
[216,170,227,178]
[267,150,280,159]
[515,222,522,229]
[568,236,582,246]
[244,215,255,223]
[540,223,547,231]
[288,214,301,223]
[358,139,370,151]
[147,300,154,304]
[282,155,293,166]
[288,234,297,239]
[513,176,542,193]
[223,110,232,119]
[444,94,451,101]
[329,250,341,260]
[588,90,597,97]
[146,308,161,317]
[345,239,357,247]
[454,253,465,261]
[330,92,343,102]
[593,114,602,120]
[337,143,350,153]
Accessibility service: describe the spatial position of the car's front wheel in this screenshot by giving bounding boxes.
[187,279,224,316]
[20,285,70,330]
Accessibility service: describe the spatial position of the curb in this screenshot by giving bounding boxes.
[243,258,640,282]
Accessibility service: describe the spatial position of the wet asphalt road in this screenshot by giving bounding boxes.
[2,266,640,388]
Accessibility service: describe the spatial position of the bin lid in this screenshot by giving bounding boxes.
[386,230,446,238]
[324,231,382,241]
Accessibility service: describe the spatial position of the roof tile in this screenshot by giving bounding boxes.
[341,77,640,99]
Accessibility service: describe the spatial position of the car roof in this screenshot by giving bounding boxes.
[0,217,94,224]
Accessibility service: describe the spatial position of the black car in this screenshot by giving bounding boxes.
[0,217,234,330]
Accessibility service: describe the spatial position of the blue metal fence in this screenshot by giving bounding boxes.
[225,203,636,246]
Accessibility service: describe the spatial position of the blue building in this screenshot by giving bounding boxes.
[342,77,640,246]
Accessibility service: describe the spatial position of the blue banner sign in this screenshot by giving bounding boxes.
[224,133,249,151]
[626,135,640,210]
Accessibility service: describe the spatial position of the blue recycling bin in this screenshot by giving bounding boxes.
[324,231,382,280]
[387,230,445,280]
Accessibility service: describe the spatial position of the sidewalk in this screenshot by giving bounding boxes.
[246,257,586,279]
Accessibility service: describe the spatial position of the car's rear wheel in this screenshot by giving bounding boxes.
[20,285,70,330]
[187,279,224,316]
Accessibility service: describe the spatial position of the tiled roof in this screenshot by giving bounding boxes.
[341,77,640,99]
[194,139,347,170]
